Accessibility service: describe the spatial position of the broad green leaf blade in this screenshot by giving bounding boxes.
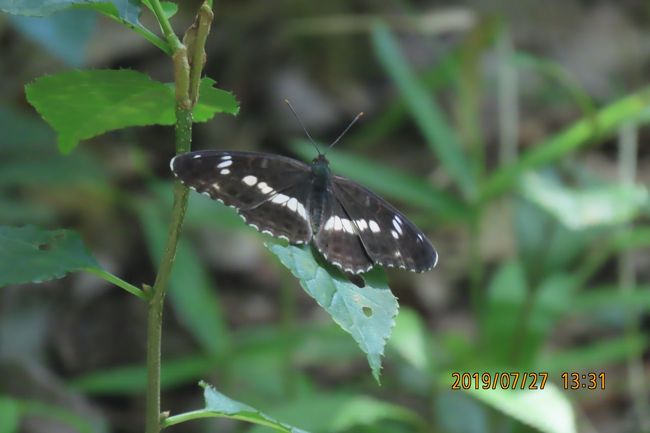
[371,23,475,200]
[0,225,98,287]
[10,9,96,66]
[389,307,431,372]
[521,173,648,229]
[0,0,129,16]
[25,70,239,153]
[265,241,397,382]
[137,201,230,356]
[0,397,19,433]
[248,393,424,433]
[164,382,310,433]
[466,384,576,433]
[538,335,647,374]
[482,86,650,201]
[291,141,469,221]
[481,261,527,365]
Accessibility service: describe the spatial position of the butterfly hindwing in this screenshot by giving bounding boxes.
[332,176,437,272]
[313,189,374,273]
[171,151,312,243]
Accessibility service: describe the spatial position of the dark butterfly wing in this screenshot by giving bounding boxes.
[171,150,313,244]
[332,176,438,272]
[313,188,374,274]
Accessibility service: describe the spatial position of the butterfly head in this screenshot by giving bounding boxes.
[311,154,331,183]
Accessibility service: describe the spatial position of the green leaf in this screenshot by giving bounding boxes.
[9,9,96,66]
[0,0,130,17]
[521,173,648,229]
[465,384,576,433]
[163,382,311,432]
[537,335,647,374]
[482,86,650,201]
[248,393,424,433]
[389,307,431,372]
[25,70,239,153]
[291,141,469,221]
[265,240,397,382]
[142,0,177,19]
[0,225,98,287]
[0,397,19,433]
[481,261,527,365]
[137,201,230,356]
[372,22,475,200]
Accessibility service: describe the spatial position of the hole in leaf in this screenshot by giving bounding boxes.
[37,243,51,251]
[362,306,373,317]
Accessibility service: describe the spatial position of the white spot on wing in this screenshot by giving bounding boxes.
[257,182,274,195]
[287,197,298,212]
[217,160,232,168]
[341,218,354,234]
[392,217,403,235]
[324,216,335,230]
[192,154,201,159]
[369,220,380,233]
[391,230,399,239]
[221,155,231,160]
[355,219,368,231]
[242,175,258,186]
[271,193,290,205]
[334,216,343,231]
[220,169,231,175]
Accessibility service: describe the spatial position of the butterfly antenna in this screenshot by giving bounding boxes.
[327,112,364,152]
[284,99,321,155]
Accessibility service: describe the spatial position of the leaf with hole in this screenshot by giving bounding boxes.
[0,225,98,287]
[265,240,398,382]
[25,70,239,153]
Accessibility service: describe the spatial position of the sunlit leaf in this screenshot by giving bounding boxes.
[0,225,98,287]
[25,70,239,153]
[466,384,576,433]
[265,240,397,382]
[163,382,310,433]
[521,173,648,229]
[482,86,650,200]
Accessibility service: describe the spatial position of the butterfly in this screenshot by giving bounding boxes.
[170,102,437,274]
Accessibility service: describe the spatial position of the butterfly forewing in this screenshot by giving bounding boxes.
[332,176,437,272]
[171,151,312,243]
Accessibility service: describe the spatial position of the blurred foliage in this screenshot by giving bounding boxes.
[1,1,650,433]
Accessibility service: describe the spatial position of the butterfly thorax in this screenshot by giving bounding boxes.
[308,155,331,232]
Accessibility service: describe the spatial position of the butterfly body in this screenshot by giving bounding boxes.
[171,150,437,274]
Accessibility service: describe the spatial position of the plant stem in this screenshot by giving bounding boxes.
[144,3,211,432]
[85,267,146,300]
[148,0,183,52]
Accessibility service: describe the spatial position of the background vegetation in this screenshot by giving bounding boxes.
[1,1,650,433]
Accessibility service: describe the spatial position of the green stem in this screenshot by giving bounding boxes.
[85,267,146,300]
[148,0,183,52]
[144,3,212,431]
